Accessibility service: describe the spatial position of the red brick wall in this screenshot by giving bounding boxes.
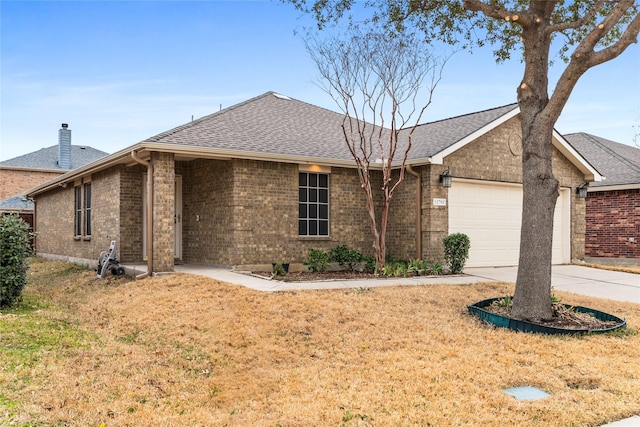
[585,189,640,258]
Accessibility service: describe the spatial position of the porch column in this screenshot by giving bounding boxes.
[151,151,175,272]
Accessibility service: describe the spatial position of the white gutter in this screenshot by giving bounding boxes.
[588,183,639,192]
[26,142,364,197]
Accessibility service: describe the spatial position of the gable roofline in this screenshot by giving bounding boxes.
[552,130,603,182]
[26,93,603,197]
[423,105,602,182]
[427,105,520,164]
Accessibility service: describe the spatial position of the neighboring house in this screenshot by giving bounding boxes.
[0,124,109,222]
[564,133,640,261]
[26,92,601,273]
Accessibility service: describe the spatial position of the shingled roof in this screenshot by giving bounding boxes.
[144,91,520,163]
[26,92,601,198]
[405,103,519,158]
[0,145,108,170]
[564,132,640,188]
[0,195,32,212]
[146,92,358,162]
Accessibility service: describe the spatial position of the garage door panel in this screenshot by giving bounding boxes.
[448,181,569,268]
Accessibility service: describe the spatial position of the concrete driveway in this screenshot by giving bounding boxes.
[464,265,640,304]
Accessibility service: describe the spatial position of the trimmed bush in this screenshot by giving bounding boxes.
[0,214,32,307]
[443,233,470,274]
[303,248,330,273]
[330,245,363,272]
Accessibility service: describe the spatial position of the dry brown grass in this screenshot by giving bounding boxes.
[4,258,640,426]
[583,263,640,275]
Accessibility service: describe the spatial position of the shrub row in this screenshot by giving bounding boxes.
[303,233,470,276]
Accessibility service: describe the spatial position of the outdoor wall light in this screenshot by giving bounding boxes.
[440,169,452,188]
[576,183,588,198]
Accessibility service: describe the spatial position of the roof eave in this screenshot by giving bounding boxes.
[588,183,640,192]
[26,144,147,197]
[0,165,69,173]
[552,130,604,182]
[26,142,366,198]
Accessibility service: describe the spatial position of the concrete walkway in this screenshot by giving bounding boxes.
[171,264,639,304]
[173,264,488,291]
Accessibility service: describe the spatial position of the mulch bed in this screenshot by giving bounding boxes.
[252,270,438,282]
[485,301,621,330]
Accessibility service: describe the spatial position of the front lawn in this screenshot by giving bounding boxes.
[2,258,639,426]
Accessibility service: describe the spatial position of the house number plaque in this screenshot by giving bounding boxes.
[433,198,447,206]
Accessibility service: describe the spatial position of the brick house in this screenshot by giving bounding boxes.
[564,133,640,261]
[0,124,108,223]
[26,92,601,273]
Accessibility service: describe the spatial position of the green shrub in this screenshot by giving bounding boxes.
[362,255,376,273]
[0,214,32,307]
[303,248,330,273]
[329,245,363,272]
[408,259,426,274]
[443,233,470,274]
[430,261,443,275]
[272,262,286,277]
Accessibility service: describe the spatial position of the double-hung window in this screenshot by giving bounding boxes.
[298,172,329,236]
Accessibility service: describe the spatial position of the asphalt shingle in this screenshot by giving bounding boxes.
[146,91,519,162]
[564,132,640,187]
[0,145,108,170]
[0,195,33,211]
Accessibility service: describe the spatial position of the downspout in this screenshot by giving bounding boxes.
[131,151,153,279]
[405,165,422,260]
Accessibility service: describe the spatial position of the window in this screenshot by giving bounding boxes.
[74,182,92,238]
[74,186,82,236]
[84,182,92,237]
[298,172,329,236]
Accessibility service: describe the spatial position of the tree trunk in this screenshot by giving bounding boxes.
[511,12,558,321]
[512,117,558,320]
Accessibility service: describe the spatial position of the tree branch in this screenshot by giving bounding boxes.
[546,1,607,34]
[547,4,640,123]
[463,0,535,27]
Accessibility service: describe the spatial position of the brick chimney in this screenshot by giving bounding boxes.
[58,123,71,169]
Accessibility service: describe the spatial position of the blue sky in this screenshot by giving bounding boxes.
[1,1,639,161]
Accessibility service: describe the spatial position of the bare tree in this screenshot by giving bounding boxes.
[305,29,444,267]
[291,0,640,320]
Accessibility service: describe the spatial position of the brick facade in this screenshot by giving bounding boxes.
[0,168,63,200]
[585,189,640,258]
[32,115,591,271]
[119,165,145,262]
[178,158,372,268]
[34,167,122,265]
[384,117,588,264]
[151,152,175,272]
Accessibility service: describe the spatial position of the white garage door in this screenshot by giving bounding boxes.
[448,180,570,267]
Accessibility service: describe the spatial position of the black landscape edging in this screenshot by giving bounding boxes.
[468,297,626,335]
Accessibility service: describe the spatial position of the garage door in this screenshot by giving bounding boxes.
[448,180,570,267]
